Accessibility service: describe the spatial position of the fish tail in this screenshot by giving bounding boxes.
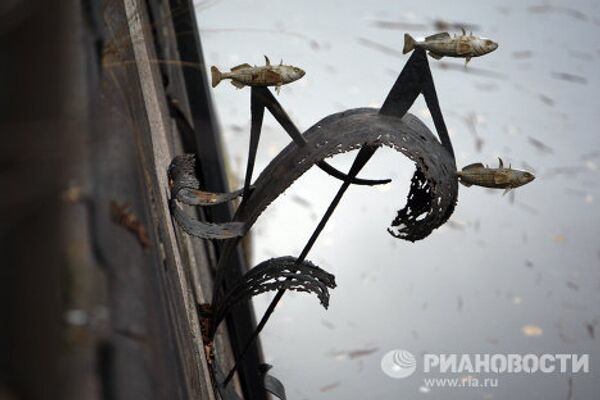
[211,66,222,88]
[403,33,417,54]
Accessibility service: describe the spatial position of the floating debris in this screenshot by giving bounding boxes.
[522,324,544,337]
[512,50,533,59]
[446,219,467,231]
[565,281,580,291]
[433,19,479,32]
[528,4,587,21]
[320,382,341,393]
[371,20,428,31]
[580,150,600,160]
[473,82,499,91]
[553,234,566,243]
[527,136,554,153]
[551,72,588,85]
[544,166,587,178]
[357,37,403,57]
[585,321,596,339]
[289,194,312,209]
[419,386,431,394]
[463,112,484,152]
[567,376,574,400]
[330,347,379,360]
[435,61,506,79]
[539,94,555,106]
[568,49,594,61]
[321,319,336,330]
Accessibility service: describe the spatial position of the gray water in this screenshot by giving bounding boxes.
[198,1,600,398]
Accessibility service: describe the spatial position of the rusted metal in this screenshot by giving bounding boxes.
[214,257,336,328]
[166,50,460,391]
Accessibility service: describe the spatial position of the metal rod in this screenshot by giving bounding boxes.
[223,144,379,386]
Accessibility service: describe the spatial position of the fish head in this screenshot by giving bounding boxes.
[280,65,305,83]
[513,170,535,187]
[472,37,498,55]
[291,66,306,80]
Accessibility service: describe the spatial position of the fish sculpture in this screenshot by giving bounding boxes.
[211,56,305,94]
[457,158,535,195]
[403,28,498,65]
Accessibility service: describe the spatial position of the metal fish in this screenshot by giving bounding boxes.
[403,28,498,65]
[457,158,535,195]
[211,55,305,94]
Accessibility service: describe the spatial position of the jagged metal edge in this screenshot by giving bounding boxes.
[214,256,336,325]
[233,108,458,242]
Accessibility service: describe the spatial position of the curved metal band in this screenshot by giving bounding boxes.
[233,108,458,242]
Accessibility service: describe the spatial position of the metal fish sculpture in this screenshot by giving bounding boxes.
[403,28,498,65]
[457,158,535,195]
[211,55,305,94]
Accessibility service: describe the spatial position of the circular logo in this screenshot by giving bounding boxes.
[381,349,417,379]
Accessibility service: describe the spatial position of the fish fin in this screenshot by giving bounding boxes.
[425,32,450,40]
[428,51,444,60]
[264,55,271,66]
[460,26,466,36]
[459,179,472,187]
[498,157,504,168]
[503,188,512,196]
[403,33,417,54]
[230,63,251,71]
[230,80,245,89]
[210,66,222,88]
[462,162,484,170]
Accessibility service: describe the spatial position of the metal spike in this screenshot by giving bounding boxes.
[461,27,466,36]
[498,157,504,168]
[264,55,271,65]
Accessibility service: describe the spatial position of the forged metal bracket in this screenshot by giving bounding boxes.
[168,154,248,206]
[168,50,455,242]
[233,108,457,242]
[248,87,392,192]
[167,154,247,239]
[213,256,336,330]
[259,364,287,400]
[168,49,460,387]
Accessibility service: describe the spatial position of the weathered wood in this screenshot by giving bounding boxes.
[101,0,218,398]
[1,0,244,398]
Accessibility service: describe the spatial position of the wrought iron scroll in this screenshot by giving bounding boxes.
[168,48,458,392]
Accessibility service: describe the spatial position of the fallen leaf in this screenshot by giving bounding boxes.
[522,324,544,337]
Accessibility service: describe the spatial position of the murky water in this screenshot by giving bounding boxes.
[199,1,600,398]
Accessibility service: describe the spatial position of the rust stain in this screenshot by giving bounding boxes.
[110,201,151,248]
